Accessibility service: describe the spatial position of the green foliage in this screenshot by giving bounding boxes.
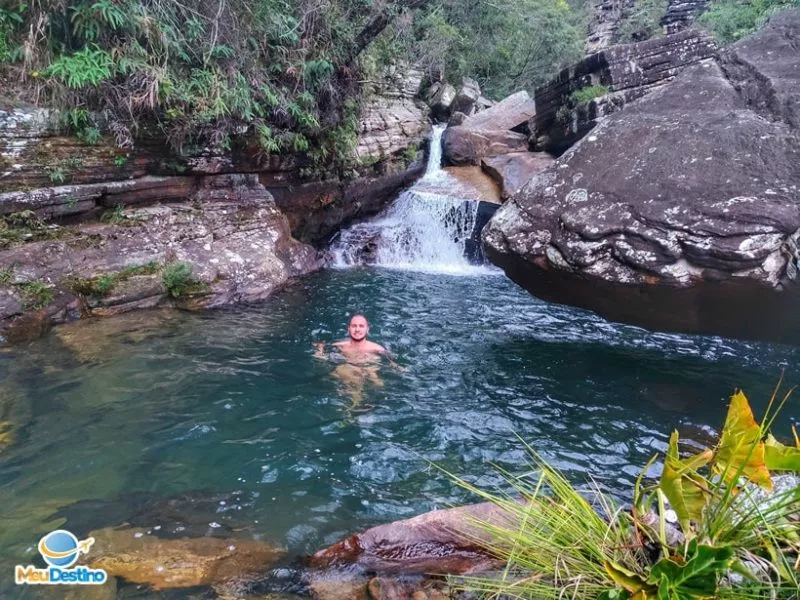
[0,3,25,62]
[618,0,668,43]
[113,154,128,168]
[162,261,206,298]
[45,166,66,184]
[100,203,126,225]
[0,0,393,166]
[45,46,115,88]
[0,268,12,284]
[449,387,800,599]
[376,0,587,98]
[570,84,609,105]
[18,281,54,309]
[697,0,800,43]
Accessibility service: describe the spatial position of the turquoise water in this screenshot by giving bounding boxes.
[0,267,798,597]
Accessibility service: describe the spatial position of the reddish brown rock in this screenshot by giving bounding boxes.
[481,152,555,200]
[310,503,509,576]
[442,128,528,167]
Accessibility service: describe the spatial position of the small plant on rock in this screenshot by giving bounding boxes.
[162,262,206,298]
[18,281,54,309]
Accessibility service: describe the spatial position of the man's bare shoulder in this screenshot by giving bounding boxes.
[367,341,387,352]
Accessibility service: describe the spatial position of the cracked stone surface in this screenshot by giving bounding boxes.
[484,9,800,344]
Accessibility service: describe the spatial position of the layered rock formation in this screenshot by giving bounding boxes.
[355,65,429,163]
[0,66,431,342]
[662,0,710,34]
[0,174,320,342]
[484,10,800,344]
[533,28,717,154]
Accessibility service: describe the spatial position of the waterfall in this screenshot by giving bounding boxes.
[331,124,494,274]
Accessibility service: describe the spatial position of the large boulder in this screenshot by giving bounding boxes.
[442,91,537,165]
[452,77,482,115]
[481,152,555,200]
[442,128,529,166]
[483,10,800,344]
[461,91,536,132]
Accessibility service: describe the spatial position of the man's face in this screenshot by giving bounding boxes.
[348,316,368,342]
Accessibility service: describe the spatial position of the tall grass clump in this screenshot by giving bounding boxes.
[447,385,800,599]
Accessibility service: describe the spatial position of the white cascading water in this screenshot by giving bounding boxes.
[331,125,486,274]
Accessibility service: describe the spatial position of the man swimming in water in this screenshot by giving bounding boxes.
[314,314,396,409]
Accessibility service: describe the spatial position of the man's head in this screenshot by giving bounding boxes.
[348,314,369,342]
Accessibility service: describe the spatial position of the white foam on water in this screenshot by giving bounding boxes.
[331,124,496,275]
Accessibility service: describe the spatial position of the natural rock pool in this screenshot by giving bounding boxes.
[0,267,798,597]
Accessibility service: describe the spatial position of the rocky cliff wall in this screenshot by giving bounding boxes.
[484,9,800,344]
[534,28,717,154]
[0,66,431,342]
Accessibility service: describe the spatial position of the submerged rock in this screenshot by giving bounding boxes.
[86,527,285,590]
[484,10,800,344]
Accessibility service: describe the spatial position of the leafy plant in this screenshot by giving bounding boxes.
[0,268,13,284]
[697,0,800,43]
[162,261,204,298]
[18,281,54,309]
[570,84,609,106]
[45,45,115,88]
[45,166,66,184]
[449,387,800,600]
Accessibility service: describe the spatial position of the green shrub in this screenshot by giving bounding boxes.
[570,84,609,106]
[697,0,800,43]
[618,0,669,43]
[162,262,197,298]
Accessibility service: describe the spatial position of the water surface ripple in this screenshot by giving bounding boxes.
[0,268,798,597]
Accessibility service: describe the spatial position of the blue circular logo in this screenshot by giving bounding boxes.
[38,530,79,568]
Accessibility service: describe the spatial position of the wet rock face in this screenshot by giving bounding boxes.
[484,10,800,344]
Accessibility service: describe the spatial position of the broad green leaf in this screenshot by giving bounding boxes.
[659,431,710,532]
[713,390,772,491]
[648,541,734,600]
[764,434,800,471]
[605,560,653,595]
